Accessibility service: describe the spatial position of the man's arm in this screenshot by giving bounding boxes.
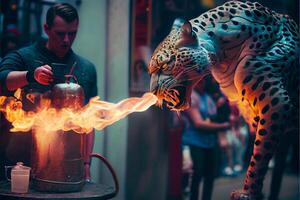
[4,67,53,92]
[0,52,26,93]
[187,107,230,131]
[6,71,28,91]
[186,91,230,132]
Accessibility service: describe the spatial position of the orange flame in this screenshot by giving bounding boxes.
[0,89,158,134]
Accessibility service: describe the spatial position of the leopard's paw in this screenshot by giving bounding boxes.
[230,189,263,200]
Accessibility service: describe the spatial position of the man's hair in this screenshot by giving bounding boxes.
[46,3,79,27]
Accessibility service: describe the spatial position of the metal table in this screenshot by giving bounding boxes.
[0,181,117,200]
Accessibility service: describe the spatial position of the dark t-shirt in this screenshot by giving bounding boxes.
[0,38,98,179]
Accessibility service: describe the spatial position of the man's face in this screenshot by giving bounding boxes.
[44,15,78,58]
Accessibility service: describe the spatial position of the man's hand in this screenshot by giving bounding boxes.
[33,65,53,85]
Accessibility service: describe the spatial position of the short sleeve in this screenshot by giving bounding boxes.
[190,90,199,108]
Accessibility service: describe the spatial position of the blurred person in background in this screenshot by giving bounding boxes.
[226,104,248,176]
[0,26,21,57]
[209,82,232,177]
[181,76,230,200]
[212,86,249,177]
[208,78,247,177]
[0,3,97,181]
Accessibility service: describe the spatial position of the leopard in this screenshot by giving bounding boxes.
[148,1,299,200]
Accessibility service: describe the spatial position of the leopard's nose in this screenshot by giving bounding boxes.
[150,74,159,93]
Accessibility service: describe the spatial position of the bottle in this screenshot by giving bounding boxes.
[6,162,31,193]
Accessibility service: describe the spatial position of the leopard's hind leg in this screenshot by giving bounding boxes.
[230,55,299,200]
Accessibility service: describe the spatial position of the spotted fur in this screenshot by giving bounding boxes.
[148,1,299,200]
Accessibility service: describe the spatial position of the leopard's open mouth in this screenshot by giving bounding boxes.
[165,86,187,110]
[155,85,190,111]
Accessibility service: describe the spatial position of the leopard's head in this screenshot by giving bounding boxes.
[149,18,213,111]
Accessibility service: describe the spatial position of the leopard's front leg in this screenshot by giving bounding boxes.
[230,56,298,200]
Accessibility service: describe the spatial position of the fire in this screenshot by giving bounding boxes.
[0,89,158,134]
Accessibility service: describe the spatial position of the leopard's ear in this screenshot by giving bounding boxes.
[175,22,198,48]
[171,18,186,31]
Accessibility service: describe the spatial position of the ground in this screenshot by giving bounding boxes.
[183,169,299,200]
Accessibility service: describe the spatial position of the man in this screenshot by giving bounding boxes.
[0,3,97,181]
